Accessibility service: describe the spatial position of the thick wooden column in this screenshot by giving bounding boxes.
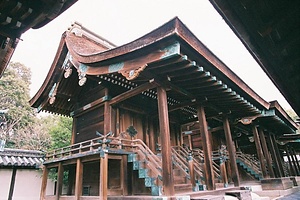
[285,146,296,176]
[56,163,64,200]
[259,128,275,178]
[40,166,49,200]
[252,125,268,178]
[197,105,215,190]
[220,160,228,187]
[292,148,300,175]
[267,133,282,177]
[272,134,285,176]
[157,86,175,196]
[289,146,299,175]
[75,158,83,200]
[100,154,108,200]
[223,116,240,187]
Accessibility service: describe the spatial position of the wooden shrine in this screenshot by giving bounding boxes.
[30,18,298,200]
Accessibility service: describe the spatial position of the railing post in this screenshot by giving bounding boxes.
[187,152,196,190]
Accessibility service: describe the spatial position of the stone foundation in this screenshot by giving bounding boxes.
[261,177,294,190]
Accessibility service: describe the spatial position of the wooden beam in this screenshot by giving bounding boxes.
[252,125,268,178]
[197,105,215,190]
[157,86,175,196]
[71,95,110,117]
[109,81,156,106]
[223,116,240,187]
[75,158,83,200]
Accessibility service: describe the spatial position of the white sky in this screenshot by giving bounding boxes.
[11,0,292,110]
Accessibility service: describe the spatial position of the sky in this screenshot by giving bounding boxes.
[11,0,292,110]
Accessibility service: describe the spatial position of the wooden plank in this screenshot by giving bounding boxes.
[197,105,215,190]
[157,86,175,196]
[40,166,48,200]
[109,81,156,106]
[259,128,275,178]
[252,125,268,178]
[75,158,83,200]
[223,116,240,187]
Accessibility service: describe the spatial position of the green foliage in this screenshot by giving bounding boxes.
[0,62,36,147]
[49,116,72,150]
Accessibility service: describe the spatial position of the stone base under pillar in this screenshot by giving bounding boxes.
[261,177,294,190]
[290,176,300,186]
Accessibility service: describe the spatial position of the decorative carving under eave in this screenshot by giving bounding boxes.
[77,63,88,86]
[238,115,260,125]
[120,64,146,80]
[48,82,59,105]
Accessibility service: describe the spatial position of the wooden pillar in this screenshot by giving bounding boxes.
[289,146,299,175]
[99,154,108,200]
[223,116,240,187]
[285,146,296,176]
[99,90,111,200]
[197,105,215,190]
[8,168,17,200]
[40,166,49,200]
[56,163,64,200]
[188,153,196,189]
[272,134,285,176]
[267,133,282,177]
[292,148,300,175]
[220,160,228,187]
[122,155,128,195]
[75,158,83,200]
[259,128,275,178]
[252,125,268,178]
[149,118,156,152]
[157,86,175,196]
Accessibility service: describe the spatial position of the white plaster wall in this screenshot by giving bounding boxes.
[0,168,55,200]
[0,169,12,200]
[13,169,42,200]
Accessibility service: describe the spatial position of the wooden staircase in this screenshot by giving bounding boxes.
[128,142,195,195]
[236,151,263,180]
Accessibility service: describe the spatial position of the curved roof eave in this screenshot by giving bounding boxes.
[65,17,270,111]
[29,32,68,108]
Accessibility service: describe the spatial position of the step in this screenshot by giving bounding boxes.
[175,183,193,193]
[225,190,251,200]
[191,195,225,200]
[174,174,188,184]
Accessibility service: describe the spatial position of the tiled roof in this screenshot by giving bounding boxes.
[0,148,44,168]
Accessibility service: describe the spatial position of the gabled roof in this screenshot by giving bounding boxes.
[0,148,44,168]
[0,0,78,77]
[29,17,296,133]
[209,0,300,116]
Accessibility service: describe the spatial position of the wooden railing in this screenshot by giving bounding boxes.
[192,148,221,179]
[172,146,204,181]
[236,151,262,175]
